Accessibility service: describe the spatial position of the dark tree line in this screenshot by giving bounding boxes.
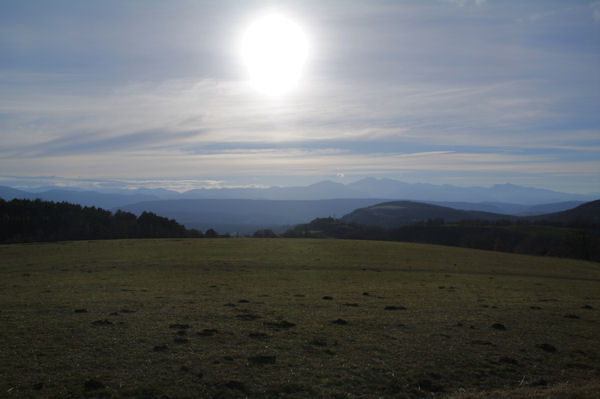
[0,198,207,243]
[284,217,600,261]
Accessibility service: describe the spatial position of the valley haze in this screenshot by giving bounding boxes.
[1,178,596,234]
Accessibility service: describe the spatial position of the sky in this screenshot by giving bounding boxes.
[0,0,599,193]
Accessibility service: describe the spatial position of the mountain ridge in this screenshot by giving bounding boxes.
[1,178,597,206]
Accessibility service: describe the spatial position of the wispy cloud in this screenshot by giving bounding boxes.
[2,147,596,179]
[0,75,568,149]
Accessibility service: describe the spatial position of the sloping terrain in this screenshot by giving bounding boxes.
[429,200,584,215]
[341,200,600,229]
[341,201,512,228]
[528,200,600,224]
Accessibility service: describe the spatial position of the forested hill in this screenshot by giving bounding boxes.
[341,201,512,228]
[0,198,203,243]
[316,200,600,260]
[528,200,600,225]
[340,200,600,228]
[284,216,600,261]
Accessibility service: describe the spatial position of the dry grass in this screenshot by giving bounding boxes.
[448,381,600,398]
[1,238,599,398]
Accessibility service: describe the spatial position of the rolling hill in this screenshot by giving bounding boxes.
[428,200,584,215]
[340,201,513,228]
[340,199,600,229]
[529,199,600,224]
[287,199,600,261]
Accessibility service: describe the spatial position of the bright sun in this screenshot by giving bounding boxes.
[241,13,308,96]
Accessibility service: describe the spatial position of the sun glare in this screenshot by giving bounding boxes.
[241,13,308,96]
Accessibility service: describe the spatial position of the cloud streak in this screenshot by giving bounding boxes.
[0,76,572,148]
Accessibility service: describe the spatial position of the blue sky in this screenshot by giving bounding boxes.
[1,0,599,193]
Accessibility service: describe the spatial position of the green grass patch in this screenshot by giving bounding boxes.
[1,238,599,398]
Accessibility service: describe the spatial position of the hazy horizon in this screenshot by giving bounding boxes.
[1,0,599,194]
[1,175,599,197]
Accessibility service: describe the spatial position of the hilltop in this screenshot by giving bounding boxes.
[341,201,512,228]
[340,199,600,228]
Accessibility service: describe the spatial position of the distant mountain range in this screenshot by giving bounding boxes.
[178,178,597,205]
[1,179,597,234]
[2,178,597,205]
[153,178,597,205]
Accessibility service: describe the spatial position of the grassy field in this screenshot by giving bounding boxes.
[1,238,599,398]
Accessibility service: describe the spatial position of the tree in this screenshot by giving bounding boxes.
[0,199,202,243]
[205,228,218,238]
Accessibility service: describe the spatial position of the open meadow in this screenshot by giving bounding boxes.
[1,238,599,398]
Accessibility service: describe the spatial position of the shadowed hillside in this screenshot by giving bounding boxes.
[341,201,513,228]
[529,200,600,225]
[286,200,600,261]
[340,199,600,229]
